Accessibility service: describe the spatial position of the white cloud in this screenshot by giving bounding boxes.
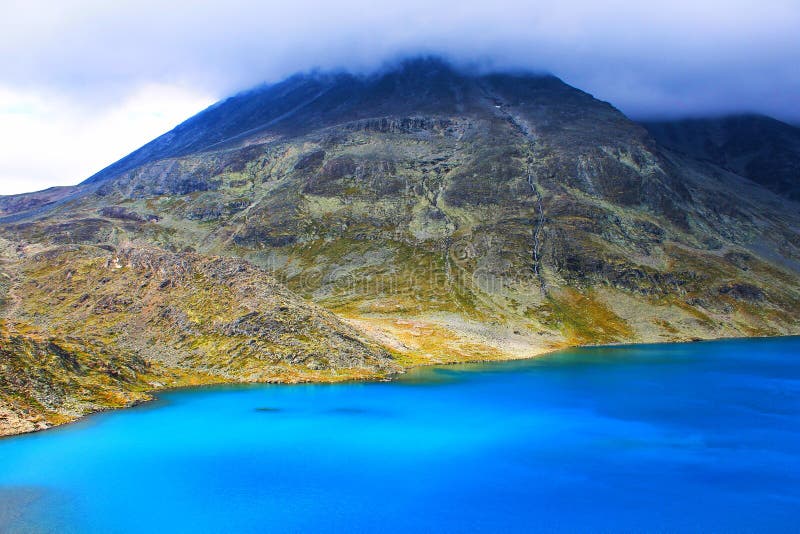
[0,84,214,195]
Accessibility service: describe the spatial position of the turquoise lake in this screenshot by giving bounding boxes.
[1,337,799,533]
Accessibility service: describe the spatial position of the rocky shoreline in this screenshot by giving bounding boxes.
[6,332,790,439]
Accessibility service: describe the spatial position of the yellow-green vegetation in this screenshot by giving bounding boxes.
[538,289,635,346]
[0,244,400,436]
[11,245,397,377]
[0,320,155,436]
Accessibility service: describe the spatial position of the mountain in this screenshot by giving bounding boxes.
[2,57,799,435]
[643,114,800,201]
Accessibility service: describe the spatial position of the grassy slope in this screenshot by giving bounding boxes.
[0,241,399,436]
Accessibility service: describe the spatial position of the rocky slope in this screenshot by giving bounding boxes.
[0,319,161,436]
[0,239,396,436]
[2,58,799,435]
[0,186,77,218]
[643,115,800,201]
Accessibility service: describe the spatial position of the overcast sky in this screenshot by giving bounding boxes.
[1,0,798,195]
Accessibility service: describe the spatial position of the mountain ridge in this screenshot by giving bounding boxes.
[642,114,800,201]
[80,58,613,184]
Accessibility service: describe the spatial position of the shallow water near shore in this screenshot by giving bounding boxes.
[2,337,799,532]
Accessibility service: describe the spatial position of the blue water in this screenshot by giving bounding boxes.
[1,337,799,533]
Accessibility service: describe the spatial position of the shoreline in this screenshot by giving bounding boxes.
[2,333,799,440]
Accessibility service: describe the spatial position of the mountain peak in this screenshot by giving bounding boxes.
[80,58,594,185]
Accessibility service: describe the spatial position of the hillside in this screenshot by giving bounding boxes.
[0,239,396,436]
[643,115,800,201]
[1,58,799,435]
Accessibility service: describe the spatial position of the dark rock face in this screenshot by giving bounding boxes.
[305,157,401,198]
[719,283,765,302]
[643,115,800,201]
[294,150,326,171]
[99,206,160,222]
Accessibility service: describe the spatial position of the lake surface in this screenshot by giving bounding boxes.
[1,337,799,533]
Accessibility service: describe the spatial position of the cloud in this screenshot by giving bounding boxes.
[0,0,798,193]
[0,84,213,195]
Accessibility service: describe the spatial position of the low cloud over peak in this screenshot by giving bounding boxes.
[1,0,798,193]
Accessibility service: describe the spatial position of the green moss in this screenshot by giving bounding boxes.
[538,288,634,345]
